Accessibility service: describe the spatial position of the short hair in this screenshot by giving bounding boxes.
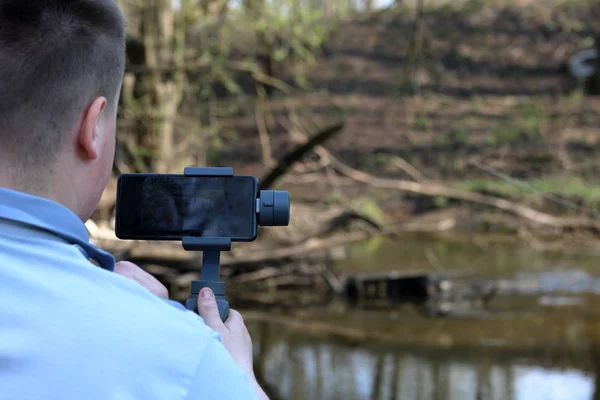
[0,0,126,175]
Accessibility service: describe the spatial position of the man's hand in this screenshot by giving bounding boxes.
[114,261,169,300]
[197,287,269,400]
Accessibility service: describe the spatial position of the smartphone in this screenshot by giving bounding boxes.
[115,174,258,241]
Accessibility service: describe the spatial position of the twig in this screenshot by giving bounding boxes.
[393,157,428,182]
[290,158,330,174]
[116,224,407,271]
[424,248,446,278]
[401,0,426,92]
[281,173,331,185]
[232,230,375,265]
[468,160,600,219]
[231,265,296,284]
[266,275,315,288]
[230,61,292,93]
[255,85,275,167]
[324,267,344,294]
[318,146,600,231]
[126,58,292,94]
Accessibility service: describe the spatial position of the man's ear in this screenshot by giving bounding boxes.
[78,96,107,161]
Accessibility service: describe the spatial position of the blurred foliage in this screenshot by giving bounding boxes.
[357,235,386,255]
[352,197,387,225]
[486,101,548,145]
[109,0,600,217]
[114,0,367,173]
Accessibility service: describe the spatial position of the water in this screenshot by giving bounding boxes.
[248,321,598,400]
[242,233,600,399]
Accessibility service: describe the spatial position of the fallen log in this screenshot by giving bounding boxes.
[265,275,315,288]
[278,117,600,233]
[110,229,374,270]
[325,149,600,231]
[230,265,297,284]
[94,207,459,272]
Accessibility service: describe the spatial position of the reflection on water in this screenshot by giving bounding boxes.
[249,316,599,400]
[337,233,600,280]
[515,369,593,400]
[244,233,600,400]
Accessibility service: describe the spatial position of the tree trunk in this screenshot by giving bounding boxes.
[119,0,187,173]
[244,0,276,96]
[200,0,228,16]
[590,35,600,95]
[143,0,185,173]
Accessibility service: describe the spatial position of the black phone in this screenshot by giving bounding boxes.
[115,174,258,241]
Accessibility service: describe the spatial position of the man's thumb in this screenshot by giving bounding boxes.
[197,288,224,329]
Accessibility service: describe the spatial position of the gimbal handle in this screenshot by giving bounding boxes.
[182,237,231,322]
[185,281,230,321]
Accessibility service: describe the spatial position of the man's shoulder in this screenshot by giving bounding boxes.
[0,236,223,399]
[0,229,215,351]
[65,251,217,348]
[3,235,215,342]
[0,225,213,339]
[0,214,247,399]
[87,269,216,367]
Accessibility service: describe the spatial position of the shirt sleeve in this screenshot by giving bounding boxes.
[185,336,259,400]
[159,298,188,311]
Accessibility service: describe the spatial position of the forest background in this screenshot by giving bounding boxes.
[90,0,600,299]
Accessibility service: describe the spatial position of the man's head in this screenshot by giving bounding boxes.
[0,0,126,221]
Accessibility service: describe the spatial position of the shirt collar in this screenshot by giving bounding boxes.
[0,187,115,271]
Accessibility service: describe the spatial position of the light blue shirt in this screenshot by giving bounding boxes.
[0,188,258,400]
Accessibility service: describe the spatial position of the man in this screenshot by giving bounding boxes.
[0,1,269,399]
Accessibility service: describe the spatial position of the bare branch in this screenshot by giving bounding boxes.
[259,122,345,190]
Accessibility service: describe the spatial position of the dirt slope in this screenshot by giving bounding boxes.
[223,2,600,189]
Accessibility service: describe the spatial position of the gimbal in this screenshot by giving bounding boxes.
[181,167,290,321]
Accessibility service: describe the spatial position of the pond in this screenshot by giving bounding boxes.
[242,233,600,400]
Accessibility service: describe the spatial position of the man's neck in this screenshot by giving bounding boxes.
[0,174,15,191]
[0,169,83,221]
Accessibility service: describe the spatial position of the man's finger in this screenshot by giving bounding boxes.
[114,261,169,299]
[197,288,225,331]
[224,310,245,333]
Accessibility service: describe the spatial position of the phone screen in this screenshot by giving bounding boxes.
[115,174,257,240]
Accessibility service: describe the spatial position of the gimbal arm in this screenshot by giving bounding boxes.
[183,237,231,322]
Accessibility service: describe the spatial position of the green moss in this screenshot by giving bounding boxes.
[353,198,387,226]
[462,179,600,209]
